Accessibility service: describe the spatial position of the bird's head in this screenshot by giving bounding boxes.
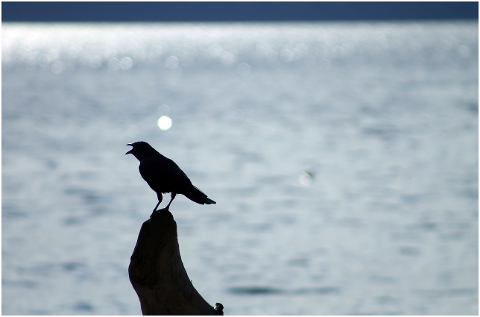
[126,141,160,160]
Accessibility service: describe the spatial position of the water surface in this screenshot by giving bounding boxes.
[2,21,478,315]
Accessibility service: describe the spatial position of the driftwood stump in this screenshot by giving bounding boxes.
[129,208,224,315]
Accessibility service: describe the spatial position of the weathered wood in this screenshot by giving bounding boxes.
[129,208,224,315]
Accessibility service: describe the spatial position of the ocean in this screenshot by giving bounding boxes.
[2,21,478,315]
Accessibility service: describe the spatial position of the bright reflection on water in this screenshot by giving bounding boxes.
[3,22,475,73]
[299,171,314,187]
[157,115,172,130]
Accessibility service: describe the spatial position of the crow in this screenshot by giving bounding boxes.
[126,141,216,211]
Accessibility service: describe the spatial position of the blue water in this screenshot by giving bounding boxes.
[2,21,478,315]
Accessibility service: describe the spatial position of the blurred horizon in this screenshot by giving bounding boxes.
[2,2,478,22]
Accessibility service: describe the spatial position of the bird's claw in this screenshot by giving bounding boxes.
[153,206,169,214]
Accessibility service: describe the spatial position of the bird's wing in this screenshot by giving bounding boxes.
[139,157,192,193]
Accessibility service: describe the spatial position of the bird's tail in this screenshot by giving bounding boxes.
[184,186,216,205]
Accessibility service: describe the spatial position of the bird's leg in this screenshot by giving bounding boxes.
[165,193,177,210]
[153,192,163,212]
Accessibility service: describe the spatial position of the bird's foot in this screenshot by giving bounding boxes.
[153,206,169,213]
[150,208,166,218]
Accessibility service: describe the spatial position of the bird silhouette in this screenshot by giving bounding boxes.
[126,141,216,211]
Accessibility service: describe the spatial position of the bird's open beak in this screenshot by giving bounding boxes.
[126,143,133,155]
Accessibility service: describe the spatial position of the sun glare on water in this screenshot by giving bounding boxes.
[157,116,172,130]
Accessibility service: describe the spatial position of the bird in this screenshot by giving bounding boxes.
[126,141,216,212]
